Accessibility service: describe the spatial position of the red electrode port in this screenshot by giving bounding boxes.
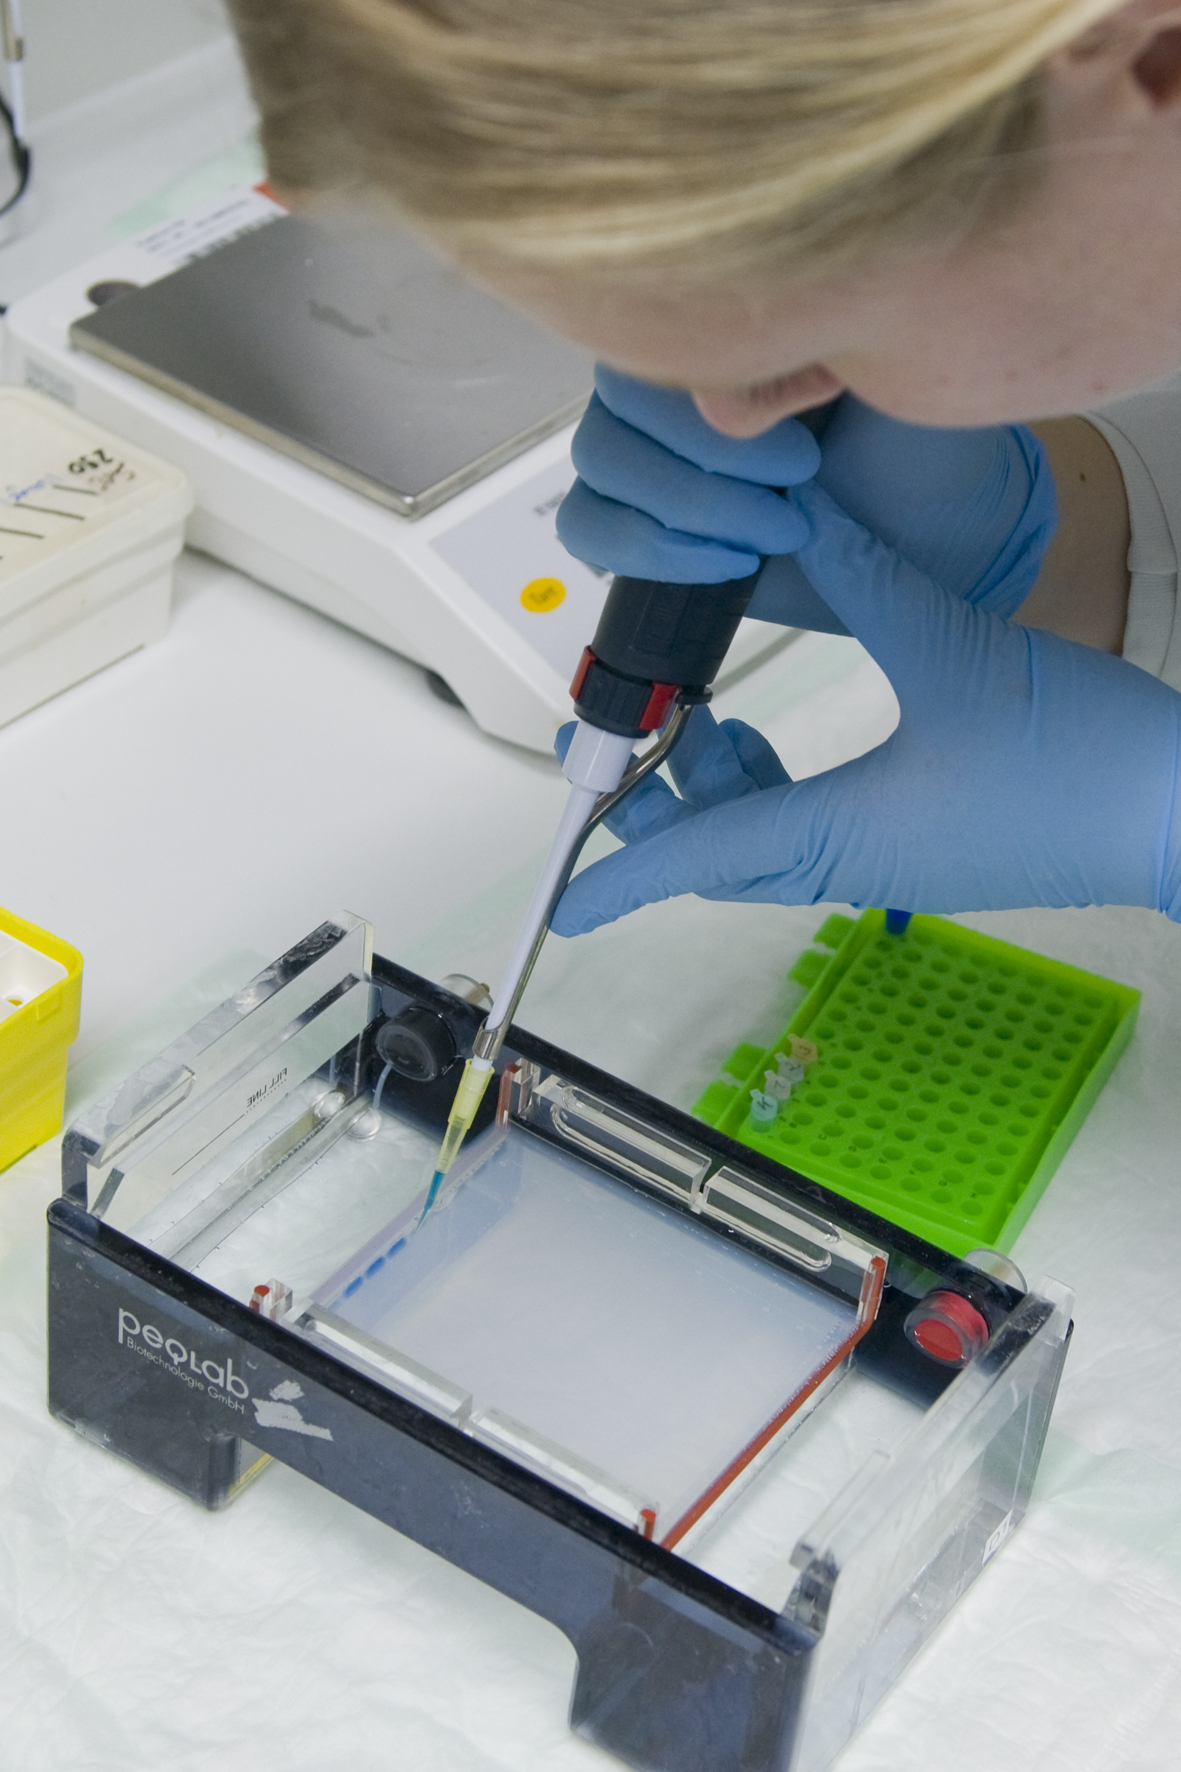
[903,1289,990,1367]
[249,1279,293,1320]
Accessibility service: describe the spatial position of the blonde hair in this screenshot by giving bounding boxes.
[227,0,1126,282]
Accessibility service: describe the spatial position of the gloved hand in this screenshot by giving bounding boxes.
[557,366,1057,633]
[552,482,1181,935]
[558,363,818,583]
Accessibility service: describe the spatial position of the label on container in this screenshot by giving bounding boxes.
[0,388,187,592]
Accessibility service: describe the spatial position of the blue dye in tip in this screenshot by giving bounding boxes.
[417,1169,446,1227]
[885,909,912,935]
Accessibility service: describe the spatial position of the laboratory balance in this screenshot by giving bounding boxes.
[4,187,800,752]
[50,911,1073,1772]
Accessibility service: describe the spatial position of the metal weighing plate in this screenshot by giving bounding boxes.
[70,213,593,518]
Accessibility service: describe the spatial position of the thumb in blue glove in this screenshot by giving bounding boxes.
[553,481,1181,935]
[750,396,1057,627]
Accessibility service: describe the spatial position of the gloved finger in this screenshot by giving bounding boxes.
[792,481,1003,705]
[819,397,1015,548]
[747,555,851,635]
[597,771,697,846]
[695,876,817,906]
[571,398,809,557]
[718,719,793,791]
[963,432,1057,618]
[660,705,788,810]
[817,395,1055,617]
[557,479,759,582]
[553,786,803,934]
[595,364,820,484]
[660,704,754,810]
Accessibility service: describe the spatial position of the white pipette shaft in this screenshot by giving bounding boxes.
[480,780,597,1044]
[473,721,635,1067]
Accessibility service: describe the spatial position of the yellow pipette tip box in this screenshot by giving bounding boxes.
[0,905,82,1174]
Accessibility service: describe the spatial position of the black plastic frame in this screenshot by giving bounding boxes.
[47,948,1047,1772]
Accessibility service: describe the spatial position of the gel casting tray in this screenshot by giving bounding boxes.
[692,909,1139,1255]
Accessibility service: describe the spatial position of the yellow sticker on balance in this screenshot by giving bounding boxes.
[520,577,566,613]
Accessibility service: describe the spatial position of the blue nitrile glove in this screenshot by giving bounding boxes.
[557,366,1057,632]
[557,364,819,583]
[552,481,1181,934]
[753,394,1057,628]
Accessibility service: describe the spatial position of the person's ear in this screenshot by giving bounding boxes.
[1131,22,1181,105]
[1046,1,1181,114]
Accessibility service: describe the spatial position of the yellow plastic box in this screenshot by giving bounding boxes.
[0,906,82,1172]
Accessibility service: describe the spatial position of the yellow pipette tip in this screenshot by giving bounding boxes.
[419,1059,495,1225]
[435,1059,494,1176]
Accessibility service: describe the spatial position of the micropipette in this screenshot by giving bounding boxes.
[422,568,761,1216]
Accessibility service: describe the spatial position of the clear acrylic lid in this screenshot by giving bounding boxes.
[62,911,886,1548]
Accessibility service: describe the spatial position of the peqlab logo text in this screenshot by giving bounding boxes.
[117,1306,250,1411]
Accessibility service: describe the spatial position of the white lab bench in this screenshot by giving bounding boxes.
[3,38,1181,1772]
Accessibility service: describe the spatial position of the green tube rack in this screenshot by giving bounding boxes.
[692,909,1140,1256]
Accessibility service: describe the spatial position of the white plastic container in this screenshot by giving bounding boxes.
[0,388,192,726]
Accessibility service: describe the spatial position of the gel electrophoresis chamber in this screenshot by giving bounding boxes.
[48,914,1072,1772]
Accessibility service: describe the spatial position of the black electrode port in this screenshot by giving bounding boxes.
[376,1004,457,1083]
